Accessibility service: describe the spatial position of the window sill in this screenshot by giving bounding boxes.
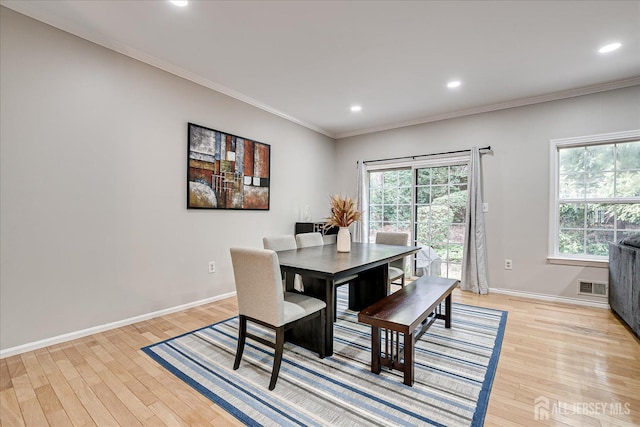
[547,257,609,268]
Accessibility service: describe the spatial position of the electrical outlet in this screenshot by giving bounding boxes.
[504,259,512,270]
[483,202,489,213]
[208,261,216,274]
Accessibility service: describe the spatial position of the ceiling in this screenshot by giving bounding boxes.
[2,1,639,138]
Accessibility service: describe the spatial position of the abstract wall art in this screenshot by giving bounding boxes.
[187,123,270,210]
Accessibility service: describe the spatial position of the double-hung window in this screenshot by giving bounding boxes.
[550,130,640,264]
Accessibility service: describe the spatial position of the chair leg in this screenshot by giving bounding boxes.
[400,273,405,287]
[269,327,285,390]
[233,315,247,370]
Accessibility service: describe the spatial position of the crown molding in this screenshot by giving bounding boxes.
[0,1,336,138]
[107,45,336,139]
[335,77,640,139]
[3,2,638,141]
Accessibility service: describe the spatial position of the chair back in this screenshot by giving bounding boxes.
[323,234,337,245]
[375,232,409,270]
[296,232,324,248]
[230,248,285,326]
[263,235,296,251]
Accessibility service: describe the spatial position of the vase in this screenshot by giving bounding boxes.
[337,227,351,252]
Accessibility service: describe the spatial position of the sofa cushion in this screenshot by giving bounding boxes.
[620,234,640,249]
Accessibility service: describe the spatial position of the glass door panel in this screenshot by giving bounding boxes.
[368,169,412,240]
[414,164,468,280]
[369,163,469,281]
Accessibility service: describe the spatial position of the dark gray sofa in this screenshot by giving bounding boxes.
[608,235,640,337]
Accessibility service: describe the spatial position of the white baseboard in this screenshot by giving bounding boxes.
[489,287,610,309]
[1,287,609,359]
[0,291,237,359]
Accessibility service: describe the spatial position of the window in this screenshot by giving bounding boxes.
[367,157,469,280]
[551,131,640,262]
[368,169,412,240]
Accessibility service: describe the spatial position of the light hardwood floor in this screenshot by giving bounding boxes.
[1,289,639,426]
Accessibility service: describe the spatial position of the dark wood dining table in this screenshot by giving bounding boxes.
[276,242,421,356]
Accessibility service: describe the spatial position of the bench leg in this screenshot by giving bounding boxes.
[371,326,381,374]
[445,294,452,329]
[403,333,414,386]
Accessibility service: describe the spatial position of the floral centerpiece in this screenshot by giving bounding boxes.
[324,195,361,252]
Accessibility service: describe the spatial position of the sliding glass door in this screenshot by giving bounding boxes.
[414,164,468,280]
[368,162,468,280]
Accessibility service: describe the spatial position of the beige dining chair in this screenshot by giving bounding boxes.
[263,235,297,252]
[263,235,304,291]
[296,232,357,320]
[230,247,326,390]
[295,232,324,248]
[375,231,409,288]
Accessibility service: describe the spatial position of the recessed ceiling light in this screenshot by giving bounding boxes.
[599,42,621,53]
[170,0,188,6]
[447,81,461,88]
[350,105,362,112]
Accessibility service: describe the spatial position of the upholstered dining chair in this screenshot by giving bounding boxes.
[230,247,326,390]
[295,232,357,320]
[295,232,324,248]
[263,235,303,291]
[375,231,409,288]
[263,235,297,252]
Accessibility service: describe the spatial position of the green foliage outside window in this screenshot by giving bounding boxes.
[415,165,468,277]
[369,169,412,238]
[370,164,469,280]
[557,140,640,257]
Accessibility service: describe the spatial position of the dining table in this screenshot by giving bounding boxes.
[276,242,421,356]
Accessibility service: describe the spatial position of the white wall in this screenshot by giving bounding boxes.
[0,8,336,350]
[334,86,640,301]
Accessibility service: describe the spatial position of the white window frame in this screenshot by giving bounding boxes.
[365,155,470,239]
[365,154,470,276]
[548,129,640,267]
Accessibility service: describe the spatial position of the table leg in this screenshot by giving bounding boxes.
[445,293,452,328]
[383,264,390,296]
[325,278,334,356]
[284,272,295,292]
[285,276,333,356]
[349,265,388,311]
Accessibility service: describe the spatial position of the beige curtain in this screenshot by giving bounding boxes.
[354,160,369,243]
[460,147,489,294]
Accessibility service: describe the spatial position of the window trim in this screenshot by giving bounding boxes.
[548,129,640,265]
[364,154,470,172]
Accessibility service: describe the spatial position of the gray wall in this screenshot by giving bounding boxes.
[335,86,640,301]
[0,8,336,350]
[2,5,639,352]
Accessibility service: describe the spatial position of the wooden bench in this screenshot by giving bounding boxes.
[357,276,459,386]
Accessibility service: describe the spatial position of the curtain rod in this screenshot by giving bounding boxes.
[362,145,491,165]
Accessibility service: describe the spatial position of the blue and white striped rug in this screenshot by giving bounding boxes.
[142,290,507,426]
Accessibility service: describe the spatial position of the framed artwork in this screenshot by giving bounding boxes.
[187,123,270,210]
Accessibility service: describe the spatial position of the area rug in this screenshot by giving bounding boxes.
[142,289,507,426]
